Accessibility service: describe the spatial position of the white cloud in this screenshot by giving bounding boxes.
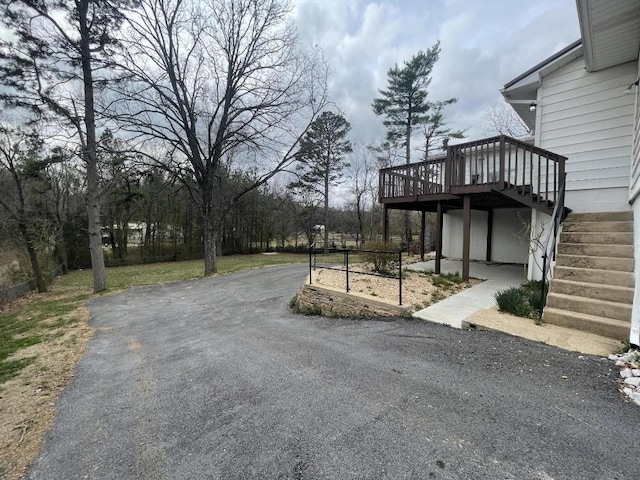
[294,0,580,149]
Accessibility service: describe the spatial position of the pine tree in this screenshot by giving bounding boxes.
[372,42,458,243]
[289,111,352,251]
[0,0,136,292]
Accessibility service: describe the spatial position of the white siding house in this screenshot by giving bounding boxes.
[502,0,640,346]
[631,52,640,347]
[538,57,636,212]
[380,0,640,346]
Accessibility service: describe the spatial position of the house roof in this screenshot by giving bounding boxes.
[577,0,640,72]
[501,0,640,130]
[503,40,583,90]
[500,41,583,130]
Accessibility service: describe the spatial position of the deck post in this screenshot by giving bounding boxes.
[419,210,426,260]
[486,209,493,262]
[498,135,506,190]
[445,146,452,193]
[462,195,471,282]
[435,202,443,274]
[382,205,389,243]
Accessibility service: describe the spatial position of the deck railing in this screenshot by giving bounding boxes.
[379,135,566,205]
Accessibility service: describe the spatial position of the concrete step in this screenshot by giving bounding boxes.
[560,231,632,245]
[543,307,630,341]
[562,221,633,233]
[551,278,634,304]
[553,266,634,288]
[555,254,633,272]
[557,243,633,258]
[565,211,632,222]
[545,292,631,321]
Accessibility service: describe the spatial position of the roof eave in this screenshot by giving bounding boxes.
[576,0,596,71]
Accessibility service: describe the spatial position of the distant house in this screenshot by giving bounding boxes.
[378,0,640,346]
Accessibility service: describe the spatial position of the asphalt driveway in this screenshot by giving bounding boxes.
[27,264,639,479]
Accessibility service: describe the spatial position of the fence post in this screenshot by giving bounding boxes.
[398,250,403,306]
[345,250,350,292]
[309,244,313,285]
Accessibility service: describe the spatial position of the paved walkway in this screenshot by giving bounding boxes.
[408,259,525,328]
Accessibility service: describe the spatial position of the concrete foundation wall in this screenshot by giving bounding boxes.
[442,208,529,265]
[565,188,631,213]
[528,209,551,281]
[442,210,488,261]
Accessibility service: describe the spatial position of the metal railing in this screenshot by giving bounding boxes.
[308,243,404,306]
[539,173,568,314]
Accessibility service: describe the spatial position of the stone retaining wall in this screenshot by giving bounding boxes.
[294,281,409,318]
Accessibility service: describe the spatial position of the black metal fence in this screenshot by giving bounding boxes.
[0,265,65,307]
[308,243,404,306]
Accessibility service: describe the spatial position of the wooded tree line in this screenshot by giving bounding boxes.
[0,124,389,273]
[0,0,470,293]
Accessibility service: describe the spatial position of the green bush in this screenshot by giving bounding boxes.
[360,241,397,274]
[521,280,547,312]
[494,286,534,318]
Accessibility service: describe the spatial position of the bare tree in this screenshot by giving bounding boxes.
[347,144,377,246]
[0,124,47,292]
[483,104,530,137]
[0,0,133,292]
[109,0,327,275]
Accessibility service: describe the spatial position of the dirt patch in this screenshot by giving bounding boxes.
[0,302,93,480]
[311,265,479,310]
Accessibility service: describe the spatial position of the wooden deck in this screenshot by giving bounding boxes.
[379,135,566,214]
[378,135,568,281]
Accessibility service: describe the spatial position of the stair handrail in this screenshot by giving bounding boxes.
[539,172,568,315]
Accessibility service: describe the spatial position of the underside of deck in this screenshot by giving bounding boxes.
[380,183,553,215]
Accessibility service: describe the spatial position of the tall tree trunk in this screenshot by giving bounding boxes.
[324,166,329,253]
[356,193,364,248]
[404,114,412,245]
[80,0,106,292]
[18,220,47,293]
[203,183,218,275]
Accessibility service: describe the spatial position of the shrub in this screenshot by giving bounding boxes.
[360,241,397,274]
[521,280,547,312]
[494,286,533,318]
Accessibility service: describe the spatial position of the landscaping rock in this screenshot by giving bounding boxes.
[609,350,640,363]
[610,349,640,407]
[630,392,640,407]
[624,377,640,387]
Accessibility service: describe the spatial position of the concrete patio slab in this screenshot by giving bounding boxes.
[406,259,622,356]
[407,259,526,328]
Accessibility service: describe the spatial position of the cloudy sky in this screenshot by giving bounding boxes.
[293,0,581,148]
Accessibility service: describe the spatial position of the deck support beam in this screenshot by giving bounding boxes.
[486,209,493,262]
[382,205,389,243]
[419,210,426,260]
[435,202,443,274]
[462,195,471,281]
